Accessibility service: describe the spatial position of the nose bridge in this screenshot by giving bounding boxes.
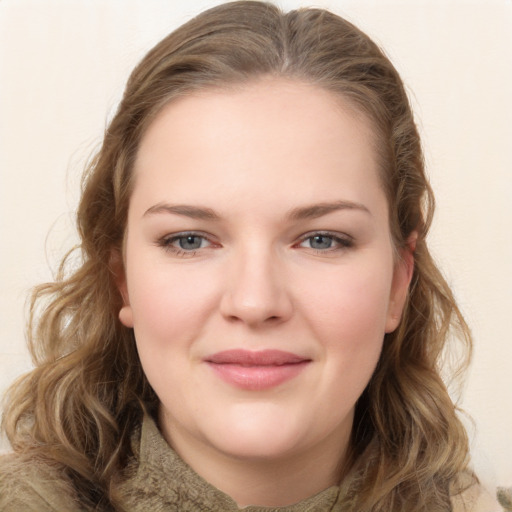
[220,240,292,325]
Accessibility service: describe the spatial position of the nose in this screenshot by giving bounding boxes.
[219,245,293,327]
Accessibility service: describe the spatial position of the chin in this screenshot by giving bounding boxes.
[203,404,308,460]
[214,431,302,461]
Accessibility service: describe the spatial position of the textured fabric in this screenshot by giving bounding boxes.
[0,415,498,511]
[0,416,338,512]
[0,453,81,511]
[116,416,339,512]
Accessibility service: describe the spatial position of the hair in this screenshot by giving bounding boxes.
[2,1,474,510]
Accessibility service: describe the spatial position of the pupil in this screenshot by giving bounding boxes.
[311,235,332,249]
[179,236,201,250]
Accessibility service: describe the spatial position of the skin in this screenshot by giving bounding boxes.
[117,78,413,507]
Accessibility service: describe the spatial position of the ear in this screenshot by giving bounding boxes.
[110,249,134,328]
[385,232,417,333]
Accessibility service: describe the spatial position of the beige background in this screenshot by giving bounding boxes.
[1,0,511,499]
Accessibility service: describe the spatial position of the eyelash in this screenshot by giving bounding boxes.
[296,231,354,253]
[157,231,215,257]
[156,230,354,257]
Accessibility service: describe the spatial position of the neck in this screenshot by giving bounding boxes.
[207,448,345,507]
[160,414,351,507]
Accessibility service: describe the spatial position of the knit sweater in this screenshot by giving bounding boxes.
[0,415,498,511]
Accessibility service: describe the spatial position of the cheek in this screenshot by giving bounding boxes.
[126,263,222,404]
[126,259,221,354]
[300,261,393,345]
[296,259,393,395]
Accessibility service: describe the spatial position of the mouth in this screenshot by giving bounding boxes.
[204,349,311,391]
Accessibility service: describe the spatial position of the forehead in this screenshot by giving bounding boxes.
[131,78,385,216]
[138,78,375,152]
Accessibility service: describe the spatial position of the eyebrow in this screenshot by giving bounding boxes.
[143,200,371,221]
[286,200,371,220]
[143,203,220,220]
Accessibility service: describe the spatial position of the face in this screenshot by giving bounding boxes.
[118,79,412,470]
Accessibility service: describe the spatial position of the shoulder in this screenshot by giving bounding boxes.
[0,452,84,512]
[451,476,501,512]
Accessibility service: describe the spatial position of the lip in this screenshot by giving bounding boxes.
[205,349,311,391]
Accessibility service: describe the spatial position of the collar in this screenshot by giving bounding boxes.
[120,414,342,511]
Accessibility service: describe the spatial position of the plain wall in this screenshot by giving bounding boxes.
[1,0,511,497]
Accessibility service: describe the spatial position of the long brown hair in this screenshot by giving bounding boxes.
[2,1,473,509]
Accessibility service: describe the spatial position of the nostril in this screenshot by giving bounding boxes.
[226,314,280,323]
[219,278,293,326]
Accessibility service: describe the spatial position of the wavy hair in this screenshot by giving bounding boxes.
[2,1,473,510]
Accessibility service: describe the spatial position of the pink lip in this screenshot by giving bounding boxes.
[205,350,311,391]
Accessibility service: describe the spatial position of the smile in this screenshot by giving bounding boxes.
[205,349,311,391]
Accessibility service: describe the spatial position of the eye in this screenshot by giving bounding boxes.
[157,232,215,255]
[304,234,335,250]
[298,232,353,252]
[173,234,208,251]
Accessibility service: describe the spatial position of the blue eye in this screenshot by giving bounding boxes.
[299,232,353,251]
[158,232,212,254]
[307,235,335,250]
[175,234,207,250]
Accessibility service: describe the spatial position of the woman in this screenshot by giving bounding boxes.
[0,1,490,510]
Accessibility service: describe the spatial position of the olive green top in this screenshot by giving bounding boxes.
[0,415,498,511]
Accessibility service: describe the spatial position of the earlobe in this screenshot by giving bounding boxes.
[385,233,417,333]
[119,304,134,328]
[110,249,134,328]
